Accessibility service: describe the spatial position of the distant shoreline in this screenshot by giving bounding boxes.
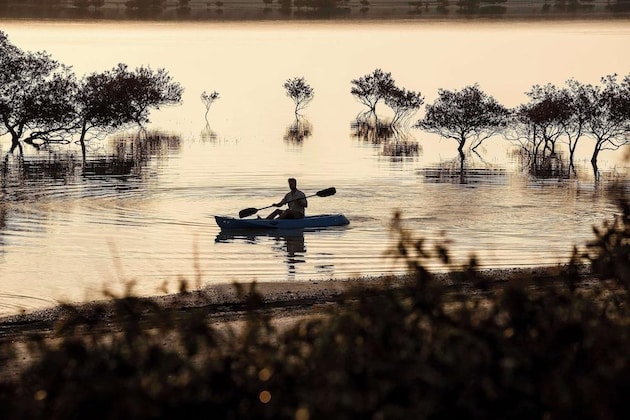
[1,0,629,22]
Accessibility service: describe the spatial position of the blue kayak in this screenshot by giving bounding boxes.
[215,214,349,230]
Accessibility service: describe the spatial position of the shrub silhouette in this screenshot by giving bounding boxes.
[0,201,629,418]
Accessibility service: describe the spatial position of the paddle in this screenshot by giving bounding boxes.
[238,187,337,218]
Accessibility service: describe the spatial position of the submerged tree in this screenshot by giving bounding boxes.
[283,77,314,117]
[72,64,183,162]
[508,83,573,177]
[73,70,124,162]
[111,64,184,131]
[1,29,183,159]
[415,84,510,162]
[507,75,630,178]
[560,78,591,173]
[384,86,424,127]
[200,90,220,123]
[0,31,77,154]
[351,68,423,133]
[582,73,630,177]
[350,68,396,118]
[521,83,573,156]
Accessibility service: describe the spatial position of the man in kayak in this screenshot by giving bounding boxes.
[266,178,308,219]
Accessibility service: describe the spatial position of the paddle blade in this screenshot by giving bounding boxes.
[316,187,336,197]
[238,207,258,218]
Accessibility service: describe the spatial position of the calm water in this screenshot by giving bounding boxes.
[1,20,629,316]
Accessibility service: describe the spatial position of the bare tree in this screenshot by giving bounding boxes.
[283,77,314,117]
[200,90,220,123]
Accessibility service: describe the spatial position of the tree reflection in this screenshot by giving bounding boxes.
[1,152,78,182]
[0,130,181,182]
[0,203,6,245]
[510,148,570,179]
[284,117,313,145]
[351,118,394,145]
[200,123,219,142]
[381,138,421,161]
[81,158,134,176]
[109,130,182,166]
[350,117,421,161]
[419,156,507,185]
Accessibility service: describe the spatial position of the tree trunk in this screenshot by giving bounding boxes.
[568,141,577,175]
[590,146,600,167]
[8,134,22,155]
[591,145,601,180]
[79,122,88,164]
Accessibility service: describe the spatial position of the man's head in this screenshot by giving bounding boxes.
[288,178,297,191]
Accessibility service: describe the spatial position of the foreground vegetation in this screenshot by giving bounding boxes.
[0,190,628,418]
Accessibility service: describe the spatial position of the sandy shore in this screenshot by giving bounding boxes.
[0,276,391,339]
[0,265,592,341]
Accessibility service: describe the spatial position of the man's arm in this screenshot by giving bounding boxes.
[274,192,291,207]
[298,192,307,208]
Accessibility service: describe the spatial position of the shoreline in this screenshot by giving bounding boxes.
[0,264,593,340]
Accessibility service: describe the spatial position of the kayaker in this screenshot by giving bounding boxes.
[266,178,308,219]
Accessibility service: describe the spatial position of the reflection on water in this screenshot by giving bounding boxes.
[351,118,421,161]
[419,164,508,185]
[0,131,181,196]
[284,117,313,145]
[511,149,572,180]
[216,229,308,279]
[200,124,219,142]
[351,119,395,145]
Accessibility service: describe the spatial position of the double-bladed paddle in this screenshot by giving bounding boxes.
[238,187,337,218]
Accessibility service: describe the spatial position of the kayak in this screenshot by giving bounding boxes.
[215,214,349,230]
